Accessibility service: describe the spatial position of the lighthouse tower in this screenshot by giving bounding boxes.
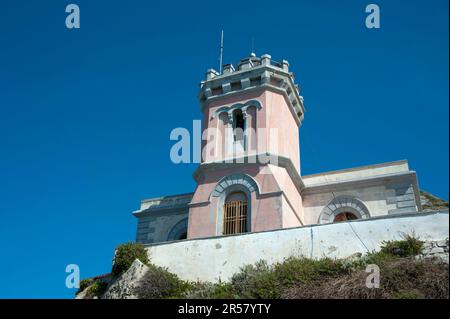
[187,53,306,238]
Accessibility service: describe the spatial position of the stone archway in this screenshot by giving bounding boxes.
[211,174,259,198]
[211,174,260,235]
[167,218,188,241]
[318,196,370,224]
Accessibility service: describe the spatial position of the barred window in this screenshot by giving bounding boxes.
[223,192,248,235]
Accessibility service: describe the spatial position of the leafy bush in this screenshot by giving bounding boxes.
[231,260,279,298]
[84,281,108,299]
[103,235,446,299]
[273,257,347,284]
[354,233,424,267]
[182,282,235,299]
[112,242,149,276]
[229,258,347,299]
[380,234,424,258]
[76,278,94,295]
[135,264,193,299]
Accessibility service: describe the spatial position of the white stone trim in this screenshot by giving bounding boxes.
[318,195,371,224]
[212,99,262,119]
[211,174,259,198]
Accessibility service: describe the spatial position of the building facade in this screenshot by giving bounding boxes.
[133,53,422,245]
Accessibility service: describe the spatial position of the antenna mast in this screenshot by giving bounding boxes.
[219,30,224,74]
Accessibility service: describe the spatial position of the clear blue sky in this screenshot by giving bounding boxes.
[0,0,448,298]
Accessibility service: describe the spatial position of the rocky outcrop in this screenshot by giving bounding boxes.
[102,259,149,299]
[415,239,449,264]
[420,190,449,212]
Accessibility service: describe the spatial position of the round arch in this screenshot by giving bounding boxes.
[211,174,259,235]
[318,196,370,224]
[211,173,259,198]
[167,218,188,241]
[213,99,262,119]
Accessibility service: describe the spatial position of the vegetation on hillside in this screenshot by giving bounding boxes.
[77,236,448,299]
[112,242,149,276]
[420,190,449,211]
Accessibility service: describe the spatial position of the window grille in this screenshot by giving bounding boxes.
[223,200,247,235]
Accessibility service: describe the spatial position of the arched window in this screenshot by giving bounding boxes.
[233,109,245,146]
[333,212,358,223]
[318,196,370,224]
[223,192,248,235]
[213,100,261,157]
[167,218,188,241]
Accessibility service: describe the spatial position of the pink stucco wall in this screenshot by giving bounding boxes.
[188,88,303,239]
[201,89,301,174]
[187,164,285,238]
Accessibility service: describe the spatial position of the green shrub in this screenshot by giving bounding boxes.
[272,257,347,285]
[380,234,424,258]
[135,264,193,299]
[112,242,149,276]
[84,281,108,299]
[362,250,396,267]
[357,234,424,267]
[228,257,349,299]
[183,282,235,299]
[212,282,235,299]
[231,260,279,299]
[76,278,94,295]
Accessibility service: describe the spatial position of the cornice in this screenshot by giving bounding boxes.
[192,153,305,194]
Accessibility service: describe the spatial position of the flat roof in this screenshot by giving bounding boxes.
[302,160,409,179]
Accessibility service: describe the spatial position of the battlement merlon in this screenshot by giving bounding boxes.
[198,53,306,125]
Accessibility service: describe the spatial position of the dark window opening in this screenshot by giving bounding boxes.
[211,86,223,95]
[231,81,242,91]
[234,110,245,143]
[178,232,187,240]
[333,212,358,223]
[250,76,261,87]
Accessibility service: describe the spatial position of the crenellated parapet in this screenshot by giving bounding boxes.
[199,53,306,125]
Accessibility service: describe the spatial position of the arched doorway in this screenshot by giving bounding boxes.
[223,192,248,235]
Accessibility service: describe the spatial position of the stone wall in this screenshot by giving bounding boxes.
[301,161,421,225]
[416,239,449,264]
[144,210,449,283]
[134,193,192,244]
[136,211,188,244]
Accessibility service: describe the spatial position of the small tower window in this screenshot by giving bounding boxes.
[233,109,245,143]
[223,192,248,235]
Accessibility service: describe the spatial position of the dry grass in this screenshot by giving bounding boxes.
[281,258,449,299]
